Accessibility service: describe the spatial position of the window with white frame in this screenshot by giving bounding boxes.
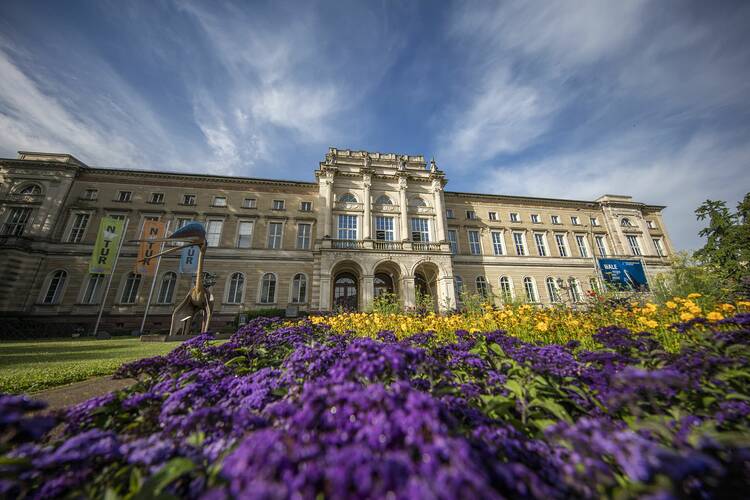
[242,198,257,208]
[491,231,504,255]
[446,208,455,219]
[466,210,477,220]
[595,235,607,256]
[237,221,254,249]
[411,218,429,242]
[575,235,589,257]
[499,276,513,303]
[212,196,227,207]
[42,270,67,304]
[121,273,141,304]
[268,222,283,249]
[206,220,224,247]
[297,223,312,249]
[454,276,463,299]
[627,235,642,256]
[468,230,481,255]
[259,273,276,303]
[590,277,601,294]
[531,214,540,224]
[300,201,312,212]
[227,272,244,303]
[82,188,98,200]
[523,277,538,302]
[551,215,561,224]
[569,278,582,303]
[647,220,657,229]
[82,273,104,304]
[621,218,632,227]
[652,238,665,256]
[337,215,357,240]
[590,217,600,226]
[546,277,561,303]
[108,213,126,221]
[534,233,547,256]
[291,273,307,303]
[513,232,526,256]
[510,212,520,222]
[182,194,196,205]
[67,213,90,243]
[149,192,164,204]
[2,207,32,236]
[376,216,394,241]
[447,229,458,254]
[488,211,498,221]
[117,190,132,202]
[157,272,177,303]
[272,199,285,210]
[571,216,580,225]
[555,234,568,257]
[476,276,489,298]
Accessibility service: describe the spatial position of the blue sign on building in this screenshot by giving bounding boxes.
[598,259,649,291]
[179,245,199,274]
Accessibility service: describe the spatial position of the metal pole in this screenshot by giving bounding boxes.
[139,220,170,334]
[92,217,130,337]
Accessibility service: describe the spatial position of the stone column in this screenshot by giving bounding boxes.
[438,276,457,312]
[324,172,334,238]
[362,274,374,312]
[402,276,416,310]
[398,175,409,241]
[363,173,372,240]
[431,177,446,242]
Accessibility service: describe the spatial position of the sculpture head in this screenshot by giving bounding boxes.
[168,222,206,246]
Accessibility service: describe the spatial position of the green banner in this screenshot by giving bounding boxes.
[89,217,125,274]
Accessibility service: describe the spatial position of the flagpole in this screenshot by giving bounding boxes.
[139,220,170,334]
[92,217,129,337]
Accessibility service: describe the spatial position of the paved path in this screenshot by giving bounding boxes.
[32,376,136,412]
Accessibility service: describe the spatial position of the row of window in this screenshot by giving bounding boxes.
[455,275,591,304]
[338,215,432,242]
[449,209,659,230]
[41,270,308,306]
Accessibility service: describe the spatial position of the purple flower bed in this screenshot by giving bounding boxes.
[2,315,749,498]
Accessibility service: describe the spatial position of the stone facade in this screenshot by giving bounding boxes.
[0,148,674,330]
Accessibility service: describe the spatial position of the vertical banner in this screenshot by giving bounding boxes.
[179,245,199,274]
[89,216,125,274]
[136,221,166,275]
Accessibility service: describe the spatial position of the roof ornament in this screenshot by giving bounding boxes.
[362,151,371,168]
[398,155,407,171]
[430,157,437,173]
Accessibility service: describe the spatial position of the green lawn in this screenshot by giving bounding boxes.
[0,338,176,394]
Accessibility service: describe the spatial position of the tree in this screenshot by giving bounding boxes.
[694,192,750,298]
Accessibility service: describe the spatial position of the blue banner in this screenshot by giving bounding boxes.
[598,259,649,291]
[179,245,199,274]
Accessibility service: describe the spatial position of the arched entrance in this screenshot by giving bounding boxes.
[374,273,394,296]
[413,261,441,312]
[333,272,358,311]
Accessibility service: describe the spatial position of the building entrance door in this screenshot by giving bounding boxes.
[333,273,358,311]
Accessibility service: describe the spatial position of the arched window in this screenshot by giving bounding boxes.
[499,276,514,303]
[259,273,276,304]
[338,193,357,203]
[157,272,177,304]
[546,277,561,303]
[475,276,489,298]
[569,278,582,303]
[42,270,67,304]
[82,273,104,304]
[121,273,141,304]
[454,276,463,299]
[291,273,307,303]
[621,218,632,227]
[227,272,244,304]
[18,184,42,195]
[589,277,601,294]
[523,277,538,303]
[411,197,427,207]
[374,195,392,205]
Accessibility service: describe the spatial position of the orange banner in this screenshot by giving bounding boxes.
[136,220,166,275]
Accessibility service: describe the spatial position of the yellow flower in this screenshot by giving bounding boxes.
[706,312,724,321]
[646,320,659,329]
[535,321,548,332]
[720,303,735,313]
[687,293,702,299]
[666,301,677,309]
[680,312,695,321]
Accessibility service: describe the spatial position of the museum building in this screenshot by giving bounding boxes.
[0,148,674,330]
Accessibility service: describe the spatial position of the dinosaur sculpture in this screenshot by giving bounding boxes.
[134,222,214,336]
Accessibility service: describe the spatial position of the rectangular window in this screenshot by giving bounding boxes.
[468,230,481,255]
[243,198,257,209]
[375,216,394,241]
[571,216,580,225]
[411,218,429,242]
[182,194,196,206]
[447,229,458,254]
[510,212,520,222]
[595,235,607,256]
[268,222,283,249]
[67,213,90,243]
[206,220,223,247]
[513,232,526,255]
[531,214,540,224]
[300,201,312,212]
[212,196,227,207]
[237,221,254,248]
[534,233,547,256]
[555,234,568,257]
[117,191,132,202]
[82,274,104,304]
[488,211,498,221]
[337,215,357,240]
[590,217,599,227]
[171,217,191,246]
[627,235,642,256]
[551,215,560,224]
[2,207,32,236]
[575,235,589,257]
[82,188,98,200]
[297,223,312,249]
[652,238,665,256]
[647,220,656,229]
[109,213,126,221]
[491,231,504,255]
[149,192,164,204]
[466,210,477,220]
[446,208,455,219]
[273,199,285,210]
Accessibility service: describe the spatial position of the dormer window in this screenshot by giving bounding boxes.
[375,195,392,205]
[338,193,357,203]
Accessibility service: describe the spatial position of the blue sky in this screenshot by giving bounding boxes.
[1,0,749,250]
